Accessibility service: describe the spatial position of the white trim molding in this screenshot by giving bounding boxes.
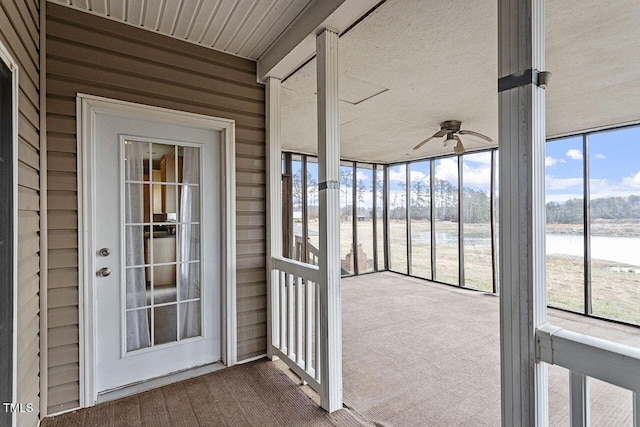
[265,77,282,358]
[77,94,237,407]
[0,36,19,427]
[39,0,49,417]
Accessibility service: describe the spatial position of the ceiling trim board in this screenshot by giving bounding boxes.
[257,0,381,82]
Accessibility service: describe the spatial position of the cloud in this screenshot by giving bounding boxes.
[433,157,492,188]
[355,170,371,181]
[462,163,491,187]
[464,152,492,166]
[434,158,458,182]
[388,167,406,183]
[565,149,583,160]
[622,171,640,188]
[594,153,607,159]
[545,156,566,167]
[409,170,429,184]
[545,176,582,191]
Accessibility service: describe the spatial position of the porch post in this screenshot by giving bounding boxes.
[316,28,343,413]
[266,77,282,358]
[498,0,548,425]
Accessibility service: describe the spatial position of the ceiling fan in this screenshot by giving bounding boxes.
[413,120,492,155]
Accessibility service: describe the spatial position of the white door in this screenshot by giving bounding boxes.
[93,112,221,394]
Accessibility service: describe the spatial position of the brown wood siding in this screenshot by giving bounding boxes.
[1,0,41,426]
[45,3,266,414]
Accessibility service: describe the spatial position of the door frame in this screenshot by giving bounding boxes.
[0,39,19,427]
[77,94,237,407]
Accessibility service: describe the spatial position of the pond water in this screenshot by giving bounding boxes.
[410,232,640,267]
[295,224,640,267]
[546,234,640,267]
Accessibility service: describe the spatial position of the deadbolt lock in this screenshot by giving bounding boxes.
[99,248,111,257]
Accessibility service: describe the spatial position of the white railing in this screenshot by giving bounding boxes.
[537,324,640,426]
[270,256,322,393]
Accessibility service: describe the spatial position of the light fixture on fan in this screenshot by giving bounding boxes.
[443,137,457,148]
[413,120,492,154]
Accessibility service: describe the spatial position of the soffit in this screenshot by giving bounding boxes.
[281,0,640,163]
[48,0,313,60]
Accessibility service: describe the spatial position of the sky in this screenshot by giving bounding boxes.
[545,126,640,203]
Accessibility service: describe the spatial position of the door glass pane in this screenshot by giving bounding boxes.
[154,304,177,345]
[589,127,640,324]
[434,157,459,284]
[153,265,177,304]
[126,308,151,351]
[545,137,584,312]
[178,262,201,301]
[125,183,146,224]
[179,301,201,339]
[388,164,408,274]
[178,146,198,184]
[178,224,200,262]
[462,153,493,291]
[123,140,202,352]
[340,163,355,275]
[178,185,200,223]
[356,164,374,273]
[410,161,431,279]
[125,267,147,309]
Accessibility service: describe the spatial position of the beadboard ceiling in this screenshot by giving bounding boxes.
[49,0,313,60]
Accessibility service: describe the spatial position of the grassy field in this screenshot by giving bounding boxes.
[304,218,640,325]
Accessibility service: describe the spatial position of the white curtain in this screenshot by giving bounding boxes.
[125,142,151,351]
[179,147,201,339]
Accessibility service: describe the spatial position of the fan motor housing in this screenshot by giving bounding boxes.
[440,120,462,132]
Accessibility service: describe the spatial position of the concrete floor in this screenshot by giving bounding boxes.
[341,272,640,426]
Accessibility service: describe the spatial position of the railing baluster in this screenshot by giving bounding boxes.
[279,270,285,352]
[270,256,322,390]
[271,271,279,349]
[305,279,312,371]
[315,280,321,381]
[570,371,589,427]
[287,273,294,357]
[296,276,303,364]
[634,392,639,427]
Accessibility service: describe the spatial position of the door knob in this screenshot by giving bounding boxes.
[97,268,111,277]
[99,248,111,257]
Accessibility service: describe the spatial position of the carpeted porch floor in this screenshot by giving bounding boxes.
[342,272,640,426]
[41,359,369,427]
[43,271,640,426]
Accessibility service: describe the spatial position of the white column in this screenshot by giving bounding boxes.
[266,77,282,358]
[316,28,343,413]
[498,0,548,425]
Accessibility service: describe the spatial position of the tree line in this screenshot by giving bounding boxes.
[547,195,640,223]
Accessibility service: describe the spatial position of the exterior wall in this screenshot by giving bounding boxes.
[45,3,266,414]
[0,1,41,426]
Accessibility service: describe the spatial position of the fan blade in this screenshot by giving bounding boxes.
[413,134,439,150]
[453,139,465,155]
[433,129,448,138]
[459,130,493,142]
